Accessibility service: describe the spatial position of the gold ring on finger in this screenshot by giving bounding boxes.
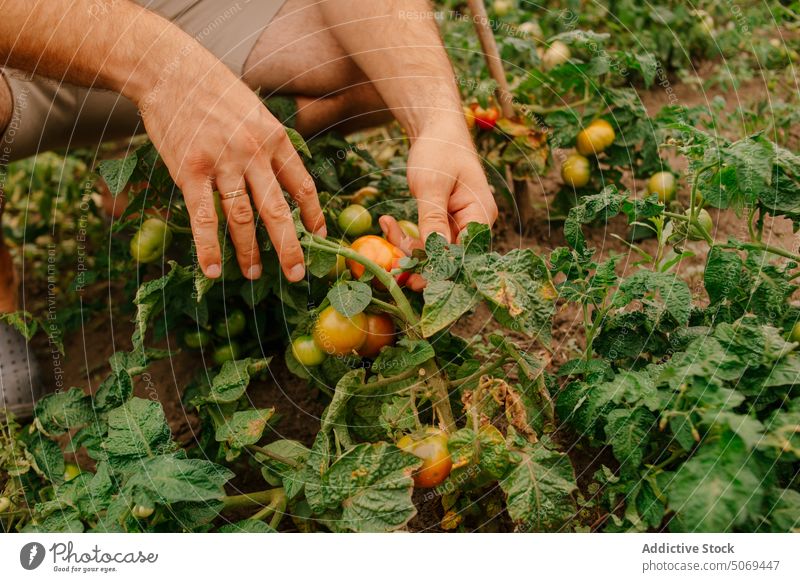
[220,189,248,201]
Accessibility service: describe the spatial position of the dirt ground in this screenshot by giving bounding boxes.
[24,70,800,531]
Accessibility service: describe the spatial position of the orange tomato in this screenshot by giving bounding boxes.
[357,313,396,359]
[470,103,500,131]
[347,235,409,288]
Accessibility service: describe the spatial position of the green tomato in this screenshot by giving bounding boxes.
[685,209,713,241]
[291,335,327,366]
[647,171,676,202]
[214,309,247,338]
[338,204,372,237]
[213,342,242,366]
[788,321,800,343]
[561,153,590,188]
[130,218,172,264]
[493,0,513,16]
[398,220,421,241]
[184,329,212,349]
[0,497,10,513]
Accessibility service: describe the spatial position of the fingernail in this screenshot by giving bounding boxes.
[315,225,328,238]
[288,264,305,281]
[206,264,221,278]
[246,264,262,279]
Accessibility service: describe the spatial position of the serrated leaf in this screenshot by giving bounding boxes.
[215,408,275,450]
[604,407,655,468]
[104,398,172,461]
[124,456,234,506]
[204,358,271,404]
[218,519,276,533]
[98,152,137,195]
[420,280,477,337]
[371,338,435,376]
[34,387,94,435]
[319,442,421,532]
[667,432,764,532]
[499,441,577,531]
[327,281,371,317]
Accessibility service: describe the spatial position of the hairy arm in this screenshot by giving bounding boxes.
[319,0,497,240]
[0,0,325,282]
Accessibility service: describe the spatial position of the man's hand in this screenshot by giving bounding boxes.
[140,58,326,281]
[0,0,325,283]
[317,1,498,244]
[407,119,497,243]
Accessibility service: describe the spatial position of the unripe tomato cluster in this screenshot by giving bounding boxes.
[300,308,396,364]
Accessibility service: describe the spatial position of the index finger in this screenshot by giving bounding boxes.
[182,175,222,278]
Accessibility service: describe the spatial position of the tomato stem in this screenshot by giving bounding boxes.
[221,488,284,510]
[248,445,302,469]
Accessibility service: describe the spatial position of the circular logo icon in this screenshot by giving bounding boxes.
[20,542,46,570]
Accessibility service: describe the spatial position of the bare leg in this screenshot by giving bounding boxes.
[243,0,393,137]
[0,73,19,313]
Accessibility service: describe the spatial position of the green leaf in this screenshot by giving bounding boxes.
[132,261,192,352]
[761,488,800,532]
[604,407,655,468]
[500,440,577,531]
[124,456,234,506]
[215,408,275,451]
[704,248,746,305]
[98,152,137,195]
[204,358,271,404]
[104,398,172,462]
[327,281,372,317]
[318,442,420,532]
[257,440,310,500]
[460,222,491,255]
[420,280,477,338]
[285,127,311,157]
[34,387,94,435]
[465,248,554,340]
[308,245,337,278]
[701,411,764,450]
[448,425,511,485]
[29,436,65,485]
[371,338,435,376]
[0,311,38,341]
[613,270,692,325]
[667,433,764,532]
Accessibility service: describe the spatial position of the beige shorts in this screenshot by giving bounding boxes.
[1,0,285,161]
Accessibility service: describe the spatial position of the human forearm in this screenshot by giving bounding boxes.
[318,0,464,139]
[0,0,218,106]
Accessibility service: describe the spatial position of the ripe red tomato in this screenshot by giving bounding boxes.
[347,235,410,288]
[312,306,367,357]
[470,104,500,131]
[397,428,452,488]
[357,313,396,358]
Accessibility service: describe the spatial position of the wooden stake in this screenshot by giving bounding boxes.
[466,0,515,119]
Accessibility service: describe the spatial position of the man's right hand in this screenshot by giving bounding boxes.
[137,57,326,282]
